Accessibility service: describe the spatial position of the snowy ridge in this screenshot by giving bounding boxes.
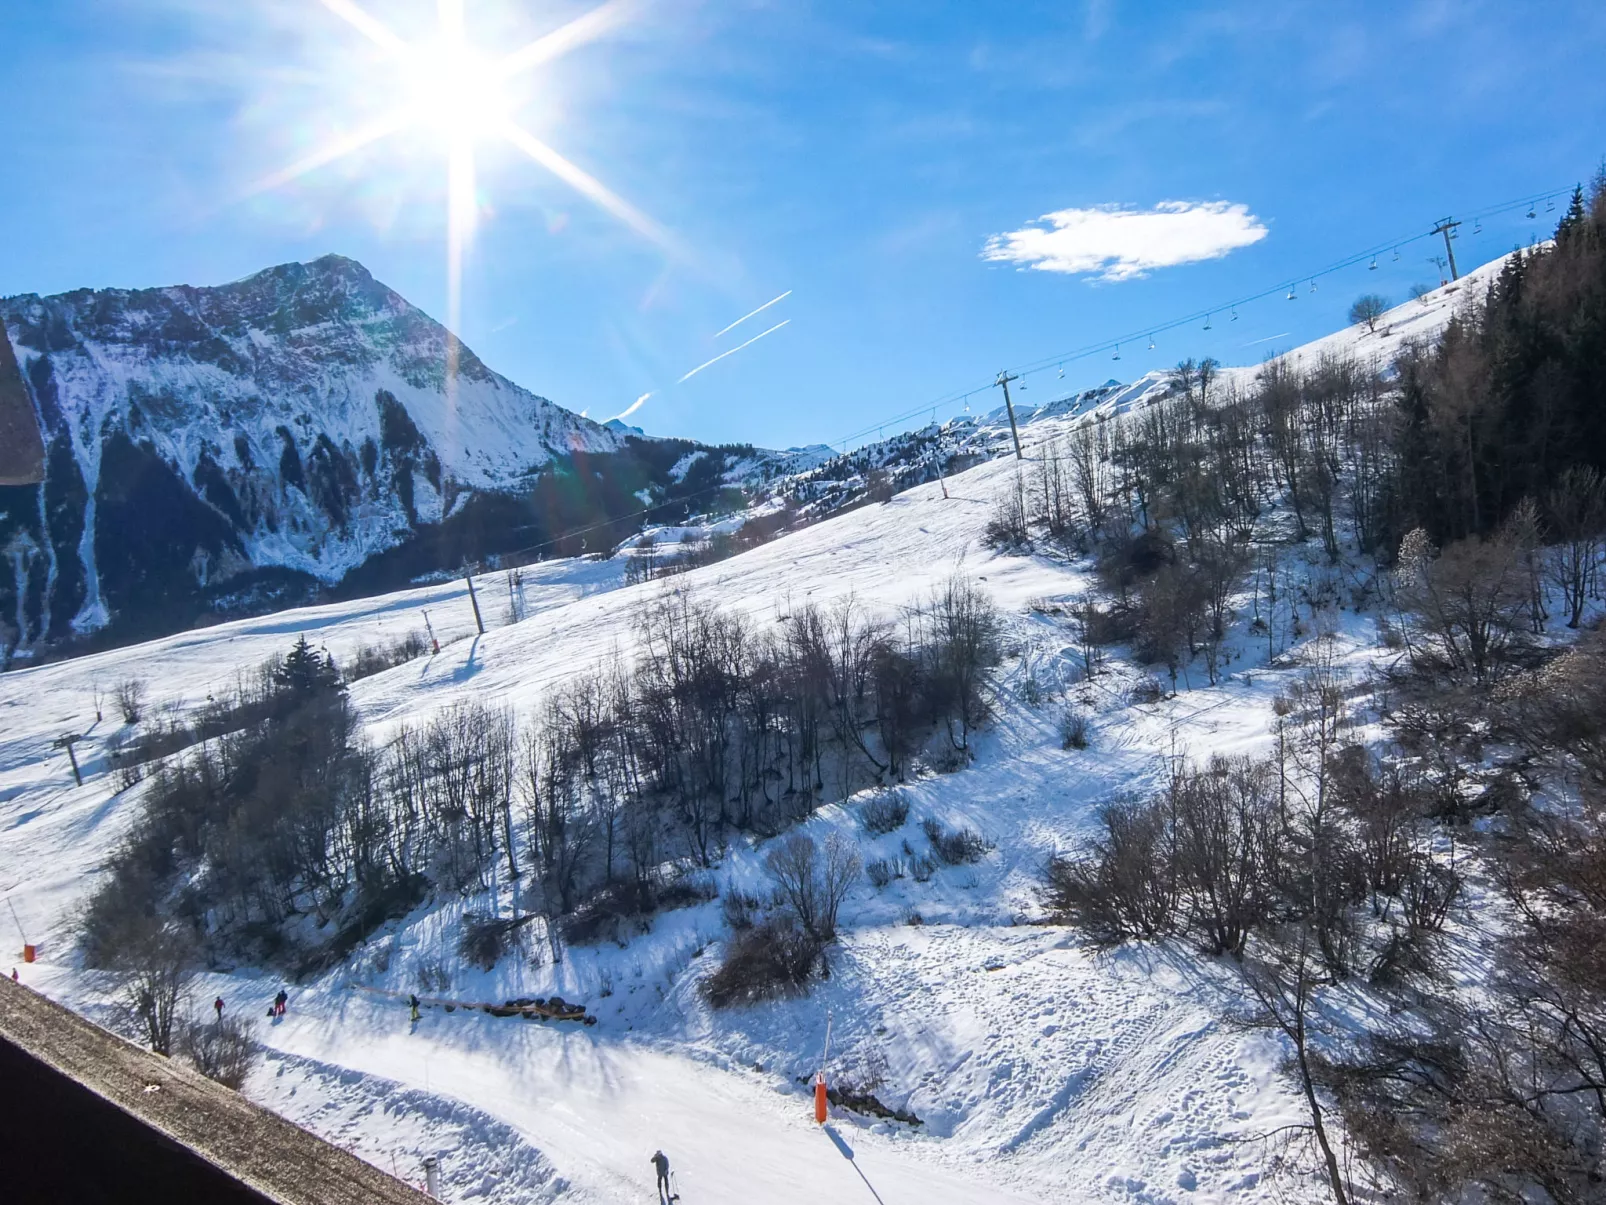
[756,257,1504,522]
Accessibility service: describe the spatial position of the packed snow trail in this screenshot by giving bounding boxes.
[260,995,1048,1205]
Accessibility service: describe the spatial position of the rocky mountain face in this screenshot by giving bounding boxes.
[0,255,765,660]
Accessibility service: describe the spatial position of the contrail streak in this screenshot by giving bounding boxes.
[610,392,653,422]
[678,320,790,383]
[713,290,792,339]
[1242,331,1291,346]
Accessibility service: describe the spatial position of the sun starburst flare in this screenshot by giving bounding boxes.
[252,0,680,418]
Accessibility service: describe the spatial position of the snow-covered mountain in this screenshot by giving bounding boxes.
[0,256,820,660]
[0,254,626,651]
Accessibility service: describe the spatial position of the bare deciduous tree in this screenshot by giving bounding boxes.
[113,918,193,1056]
[1348,293,1389,334]
[766,832,861,943]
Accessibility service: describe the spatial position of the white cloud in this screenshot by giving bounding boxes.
[982,200,1268,281]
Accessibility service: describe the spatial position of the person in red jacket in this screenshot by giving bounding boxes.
[213,995,224,1022]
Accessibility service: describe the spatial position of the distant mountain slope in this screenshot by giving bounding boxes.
[0,256,787,659]
[753,257,1510,521]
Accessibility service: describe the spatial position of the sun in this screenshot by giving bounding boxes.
[251,0,681,394]
[404,36,509,146]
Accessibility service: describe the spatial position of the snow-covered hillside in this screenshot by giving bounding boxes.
[0,265,1504,1204]
[755,256,1506,522]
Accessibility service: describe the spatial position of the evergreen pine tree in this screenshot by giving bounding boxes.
[1556,184,1587,243]
[273,635,342,698]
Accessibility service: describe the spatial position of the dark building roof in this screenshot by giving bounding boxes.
[0,975,435,1204]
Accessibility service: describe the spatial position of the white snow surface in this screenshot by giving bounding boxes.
[0,263,1508,1204]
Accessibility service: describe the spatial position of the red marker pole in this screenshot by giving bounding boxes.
[815,1011,833,1124]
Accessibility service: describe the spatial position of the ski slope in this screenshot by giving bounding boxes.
[0,268,1504,1203]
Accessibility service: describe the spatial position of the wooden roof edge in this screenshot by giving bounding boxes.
[0,975,437,1205]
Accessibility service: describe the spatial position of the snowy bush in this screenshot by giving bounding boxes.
[702,917,821,1009]
[865,858,901,889]
[180,1015,260,1090]
[859,793,909,835]
[458,911,531,970]
[1127,676,1167,705]
[1058,706,1091,750]
[722,889,761,931]
[922,818,991,866]
[113,676,147,724]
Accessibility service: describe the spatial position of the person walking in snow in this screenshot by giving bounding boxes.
[409,993,421,1023]
[214,995,225,1022]
[651,1150,671,1201]
[274,989,288,1017]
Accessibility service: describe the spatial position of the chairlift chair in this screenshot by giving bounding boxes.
[1287,285,1297,300]
[1369,256,1378,270]
[1527,205,1537,219]
[1148,334,1156,349]
[1203,313,1213,330]
[1112,344,1121,361]
[1230,307,1239,321]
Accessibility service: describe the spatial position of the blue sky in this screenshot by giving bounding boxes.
[2,1,1604,451]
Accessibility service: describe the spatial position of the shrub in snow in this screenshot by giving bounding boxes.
[722,889,762,931]
[865,857,901,889]
[1058,706,1091,750]
[922,818,992,866]
[1128,676,1168,705]
[860,793,910,836]
[458,911,531,970]
[114,676,147,725]
[702,916,822,1009]
[181,1015,260,1090]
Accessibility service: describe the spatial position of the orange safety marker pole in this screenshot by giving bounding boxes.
[815,1010,833,1124]
[6,897,31,963]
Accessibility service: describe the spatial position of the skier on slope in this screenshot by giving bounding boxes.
[409,993,421,1022]
[651,1150,671,1201]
